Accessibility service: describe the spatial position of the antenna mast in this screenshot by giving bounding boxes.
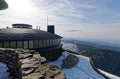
[47,16,48,26]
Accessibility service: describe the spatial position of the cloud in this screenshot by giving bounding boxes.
[0,0,120,41]
[67,29,82,32]
[1,0,119,27]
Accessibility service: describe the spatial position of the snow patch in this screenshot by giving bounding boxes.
[99,69,120,79]
[50,52,105,79]
[62,42,78,52]
[0,62,10,79]
[62,41,120,79]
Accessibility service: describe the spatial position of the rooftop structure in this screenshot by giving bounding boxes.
[12,24,32,29]
[0,24,62,61]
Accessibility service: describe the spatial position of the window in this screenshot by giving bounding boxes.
[11,41,16,48]
[24,41,28,49]
[52,39,54,45]
[29,41,33,49]
[43,40,46,47]
[54,39,56,45]
[0,42,2,48]
[58,39,61,44]
[53,39,55,45]
[49,39,52,46]
[3,41,9,48]
[56,39,59,45]
[55,39,57,45]
[39,40,42,48]
[17,41,22,48]
[34,40,39,48]
[46,40,49,47]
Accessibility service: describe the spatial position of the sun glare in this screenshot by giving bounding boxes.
[6,0,33,15]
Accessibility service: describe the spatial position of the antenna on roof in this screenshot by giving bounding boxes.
[47,16,48,26]
[39,26,41,30]
[36,25,38,30]
[6,26,9,28]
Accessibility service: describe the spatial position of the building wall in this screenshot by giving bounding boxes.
[0,38,61,49]
[0,38,62,61]
[39,47,62,61]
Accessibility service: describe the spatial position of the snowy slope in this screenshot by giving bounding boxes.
[99,69,120,79]
[0,62,10,79]
[62,42,78,52]
[61,42,120,79]
[50,52,105,79]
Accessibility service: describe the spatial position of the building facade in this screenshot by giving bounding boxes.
[0,24,62,61]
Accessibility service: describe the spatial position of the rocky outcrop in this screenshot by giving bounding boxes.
[0,48,21,79]
[91,51,120,77]
[62,54,79,69]
[0,48,66,79]
[0,0,8,10]
[63,39,120,77]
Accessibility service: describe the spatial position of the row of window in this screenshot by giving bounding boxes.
[0,39,61,49]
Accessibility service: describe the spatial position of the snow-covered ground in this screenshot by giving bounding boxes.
[50,52,105,79]
[62,42,78,52]
[99,69,120,79]
[0,62,10,79]
[62,42,120,79]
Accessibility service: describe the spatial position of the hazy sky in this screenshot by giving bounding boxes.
[0,0,120,42]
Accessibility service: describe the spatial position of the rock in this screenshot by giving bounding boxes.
[22,73,43,79]
[19,53,33,59]
[62,54,79,69]
[22,68,35,76]
[33,54,46,63]
[54,73,66,79]
[0,48,66,79]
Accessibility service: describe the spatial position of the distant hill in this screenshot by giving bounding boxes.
[62,38,120,77]
[62,38,120,52]
[0,0,8,10]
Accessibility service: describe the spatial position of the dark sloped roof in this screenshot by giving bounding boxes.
[0,28,62,41]
[12,23,32,26]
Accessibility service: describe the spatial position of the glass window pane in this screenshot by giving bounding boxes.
[55,39,56,45]
[0,42,2,48]
[17,41,22,48]
[34,40,39,48]
[29,41,33,49]
[56,39,58,45]
[54,39,56,45]
[24,41,28,49]
[58,39,60,44]
[47,40,49,47]
[39,40,42,48]
[59,39,61,44]
[49,40,52,46]
[10,41,16,48]
[3,41,9,48]
[52,39,54,46]
[53,39,55,45]
[43,40,46,47]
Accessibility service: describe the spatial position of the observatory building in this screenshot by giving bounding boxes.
[0,24,62,61]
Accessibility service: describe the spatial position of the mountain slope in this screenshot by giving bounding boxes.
[50,52,105,79]
[62,39,120,78]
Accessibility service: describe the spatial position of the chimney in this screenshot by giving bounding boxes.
[47,25,55,34]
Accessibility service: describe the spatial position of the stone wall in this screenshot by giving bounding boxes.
[0,48,21,79]
[0,48,66,79]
